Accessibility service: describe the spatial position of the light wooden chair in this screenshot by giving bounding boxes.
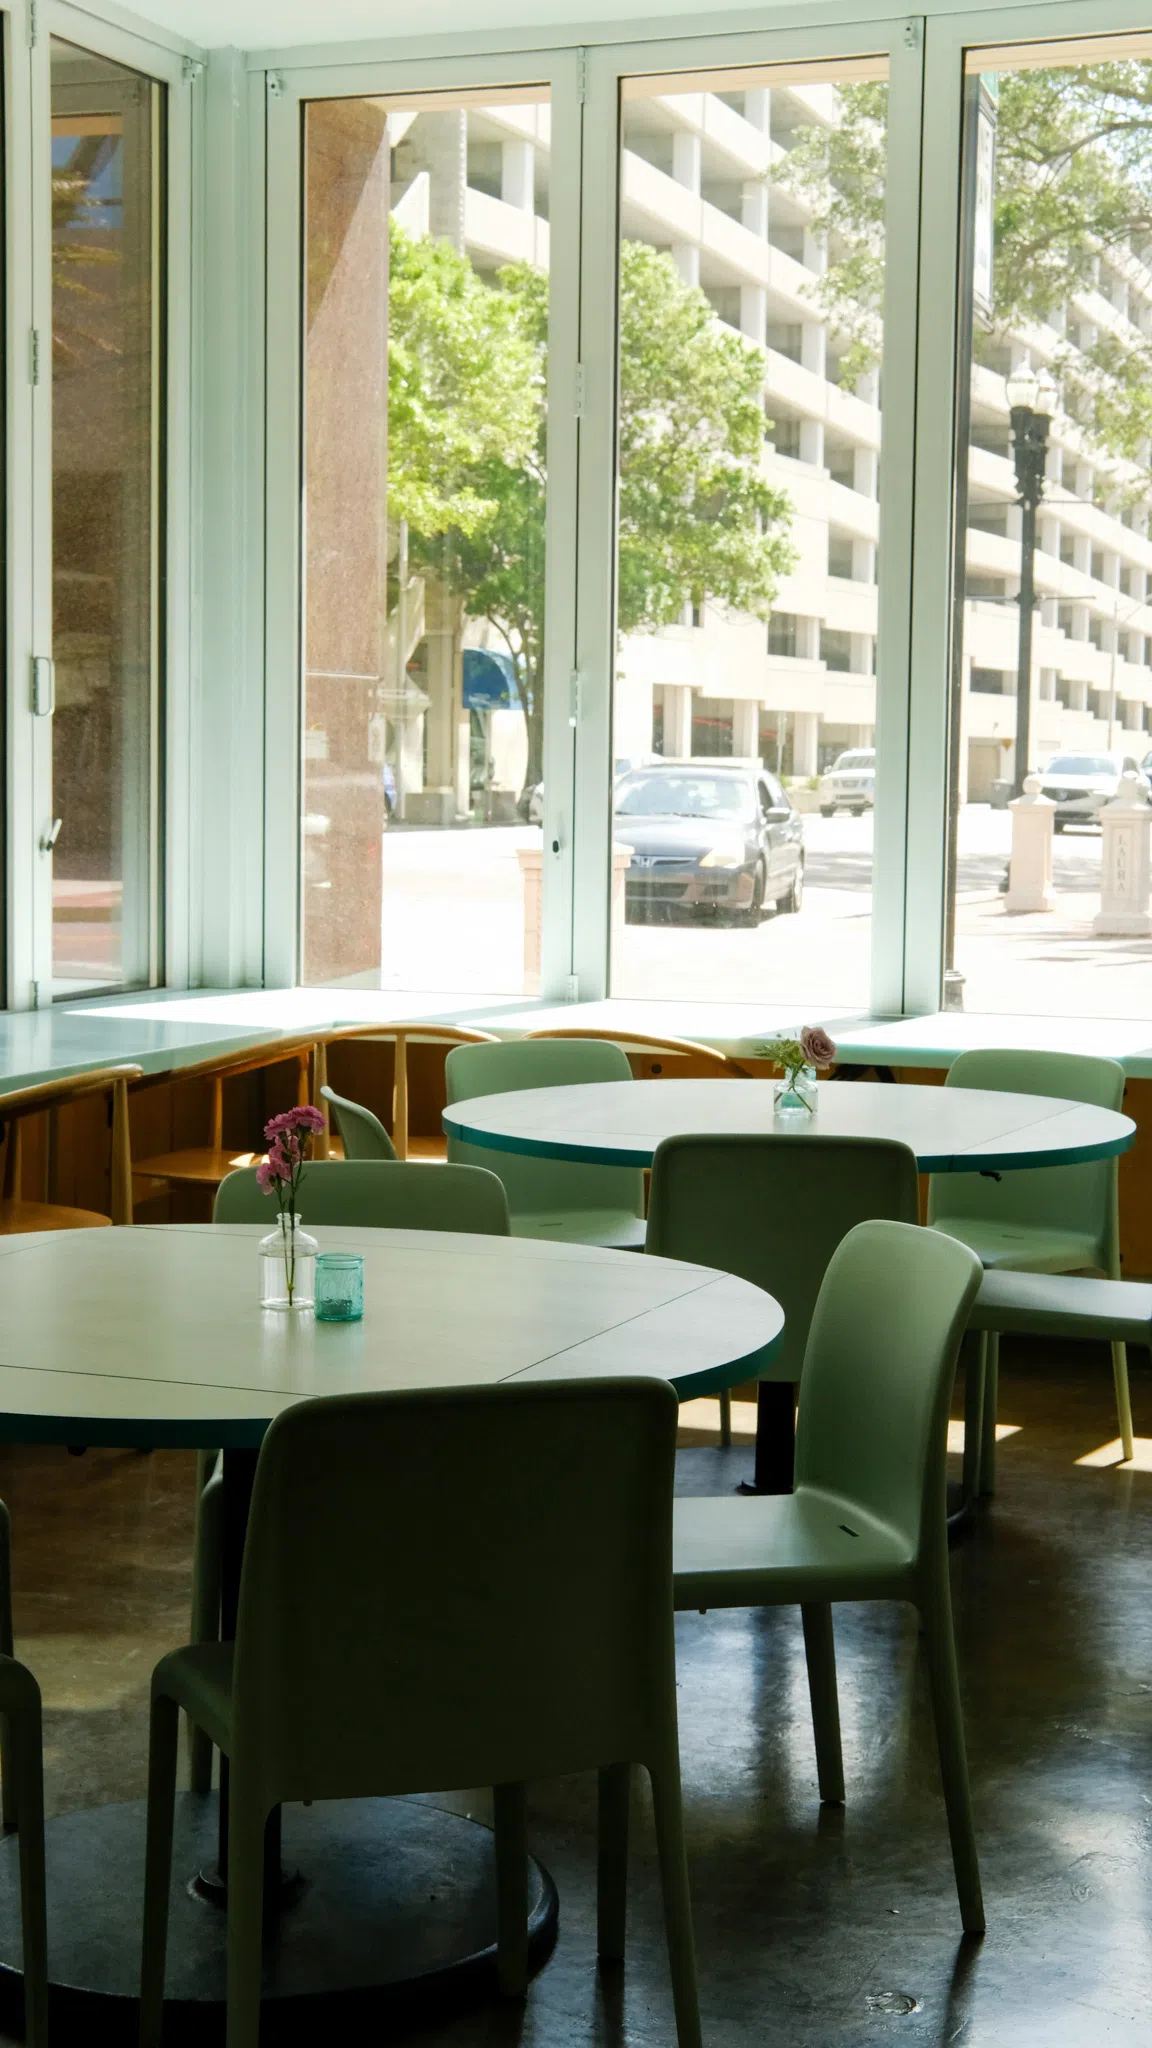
[313,1024,498,1163]
[132,1036,323,1199]
[0,1064,141,1231]
[527,1026,749,1079]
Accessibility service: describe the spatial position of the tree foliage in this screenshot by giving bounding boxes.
[779,65,1152,489]
[387,228,794,784]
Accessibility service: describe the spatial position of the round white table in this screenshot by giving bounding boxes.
[443,1077,1136,1498]
[442,1077,1137,1174]
[0,1223,782,2039]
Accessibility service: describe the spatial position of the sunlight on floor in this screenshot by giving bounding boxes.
[1076,1438,1151,1470]
[947,1419,1021,1453]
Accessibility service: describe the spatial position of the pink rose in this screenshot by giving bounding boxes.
[800,1024,837,1070]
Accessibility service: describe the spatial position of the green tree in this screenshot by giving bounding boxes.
[780,65,1152,489]
[388,230,794,789]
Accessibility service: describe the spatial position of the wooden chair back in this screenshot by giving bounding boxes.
[312,1025,499,1160]
[526,1027,749,1080]
[0,1064,143,1226]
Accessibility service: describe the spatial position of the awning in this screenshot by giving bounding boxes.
[462,648,519,710]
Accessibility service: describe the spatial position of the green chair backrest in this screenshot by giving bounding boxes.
[320,1085,397,1161]
[231,1378,680,1805]
[926,1048,1124,1262]
[795,1218,983,1554]
[645,1134,920,1382]
[213,1158,510,1234]
[444,1039,645,1222]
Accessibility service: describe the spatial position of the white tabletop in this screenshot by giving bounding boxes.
[0,1224,783,1448]
[442,1078,1136,1174]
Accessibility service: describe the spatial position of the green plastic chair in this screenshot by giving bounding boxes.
[319,1085,397,1160]
[646,1134,920,1463]
[927,1049,1132,1489]
[444,1039,647,1249]
[213,1158,510,1234]
[190,1157,511,1788]
[139,1380,702,2048]
[673,1218,986,1933]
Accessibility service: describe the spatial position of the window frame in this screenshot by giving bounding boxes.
[260,46,584,995]
[11,1,199,1011]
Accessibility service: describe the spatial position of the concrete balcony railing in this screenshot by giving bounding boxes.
[463,187,550,268]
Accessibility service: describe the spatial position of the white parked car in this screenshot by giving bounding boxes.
[1037,752,1148,831]
[819,749,875,816]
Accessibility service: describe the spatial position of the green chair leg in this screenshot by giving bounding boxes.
[718,1390,732,1450]
[801,1602,844,1805]
[138,1690,181,2048]
[225,1801,267,2048]
[648,1753,703,2048]
[4,1664,47,2048]
[189,1457,222,1794]
[919,1586,985,1936]
[597,1761,631,1964]
[960,1330,986,1508]
[1112,1340,1134,1462]
[492,1781,528,1997]
[0,1502,16,1832]
[979,1331,1000,1496]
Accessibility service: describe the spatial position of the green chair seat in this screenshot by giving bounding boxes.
[674,1487,913,1607]
[672,1217,986,1934]
[935,1220,1104,1272]
[445,1040,646,1249]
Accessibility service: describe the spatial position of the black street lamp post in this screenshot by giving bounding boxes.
[1006,364,1058,796]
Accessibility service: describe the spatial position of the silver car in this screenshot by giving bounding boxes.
[1038,752,1147,831]
[819,748,875,816]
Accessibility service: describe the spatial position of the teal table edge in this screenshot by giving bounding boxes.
[441,1104,1137,1176]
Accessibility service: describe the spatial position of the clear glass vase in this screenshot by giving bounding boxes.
[259,1214,318,1310]
[773,1067,818,1119]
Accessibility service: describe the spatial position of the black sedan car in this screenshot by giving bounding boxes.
[613,761,805,924]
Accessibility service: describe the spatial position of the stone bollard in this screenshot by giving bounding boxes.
[1005,775,1055,913]
[1094,770,1152,936]
[519,844,634,993]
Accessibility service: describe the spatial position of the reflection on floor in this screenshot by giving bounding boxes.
[1,1331,1150,2045]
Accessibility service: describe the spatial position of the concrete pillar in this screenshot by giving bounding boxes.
[739,175,767,343]
[793,711,819,778]
[854,446,878,498]
[662,684,694,759]
[501,137,535,212]
[301,97,389,986]
[850,633,873,676]
[423,584,464,807]
[852,538,876,584]
[394,109,466,249]
[1095,772,1152,935]
[797,616,820,660]
[671,128,701,287]
[732,698,759,759]
[800,420,824,467]
[1005,776,1055,913]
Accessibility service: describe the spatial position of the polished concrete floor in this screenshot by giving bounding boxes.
[1,1334,1150,2045]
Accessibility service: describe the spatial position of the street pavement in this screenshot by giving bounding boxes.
[377,805,1152,1018]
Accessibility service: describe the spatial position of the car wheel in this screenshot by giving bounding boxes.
[779,860,804,914]
[819,805,835,817]
[1053,819,1065,834]
[849,806,866,817]
[739,862,767,927]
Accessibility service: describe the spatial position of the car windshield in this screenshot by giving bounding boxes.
[1043,755,1121,776]
[615,772,755,821]
[831,752,874,771]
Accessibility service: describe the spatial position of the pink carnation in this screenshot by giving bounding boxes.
[264,1104,325,1140]
[800,1024,837,1070]
[255,1155,282,1192]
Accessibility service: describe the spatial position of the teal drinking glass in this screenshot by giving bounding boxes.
[314,1253,364,1323]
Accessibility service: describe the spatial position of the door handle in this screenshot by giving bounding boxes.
[39,818,62,854]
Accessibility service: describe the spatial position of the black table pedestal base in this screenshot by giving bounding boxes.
[0,1792,558,2044]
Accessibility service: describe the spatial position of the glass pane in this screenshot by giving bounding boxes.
[609,59,888,1010]
[301,88,550,992]
[50,39,164,997]
[945,35,1152,1017]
